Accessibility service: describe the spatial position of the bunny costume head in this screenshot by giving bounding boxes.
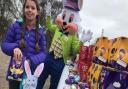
[55,0,83,35]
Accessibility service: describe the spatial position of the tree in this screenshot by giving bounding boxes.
[0,0,14,41]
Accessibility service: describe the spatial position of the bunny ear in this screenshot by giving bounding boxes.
[24,60,31,78]
[34,63,44,77]
[78,0,83,10]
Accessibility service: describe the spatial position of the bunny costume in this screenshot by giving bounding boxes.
[36,0,84,89]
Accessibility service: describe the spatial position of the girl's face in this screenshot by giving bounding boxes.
[24,0,38,22]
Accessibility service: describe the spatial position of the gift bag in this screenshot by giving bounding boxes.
[7,57,25,81]
[99,67,128,89]
[78,61,90,81]
[79,45,88,63]
[98,67,115,89]
[78,45,94,81]
[109,37,128,71]
[87,63,103,89]
[93,37,109,66]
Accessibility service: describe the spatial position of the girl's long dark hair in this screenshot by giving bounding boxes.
[19,0,41,52]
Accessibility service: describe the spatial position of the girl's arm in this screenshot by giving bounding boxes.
[1,23,18,56]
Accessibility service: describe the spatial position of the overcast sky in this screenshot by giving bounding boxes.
[79,0,128,42]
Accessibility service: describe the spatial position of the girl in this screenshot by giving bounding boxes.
[1,0,46,89]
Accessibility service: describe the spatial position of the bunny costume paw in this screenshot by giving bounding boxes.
[79,30,93,43]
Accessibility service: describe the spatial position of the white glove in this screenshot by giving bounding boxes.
[80,30,93,43]
[45,2,52,16]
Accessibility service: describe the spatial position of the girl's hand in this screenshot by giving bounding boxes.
[13,48,23,61]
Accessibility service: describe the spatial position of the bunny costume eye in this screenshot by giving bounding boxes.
[69,14,74,23]
[62,10,66,20]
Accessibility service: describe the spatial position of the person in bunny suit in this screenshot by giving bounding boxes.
[36,0,93,89]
